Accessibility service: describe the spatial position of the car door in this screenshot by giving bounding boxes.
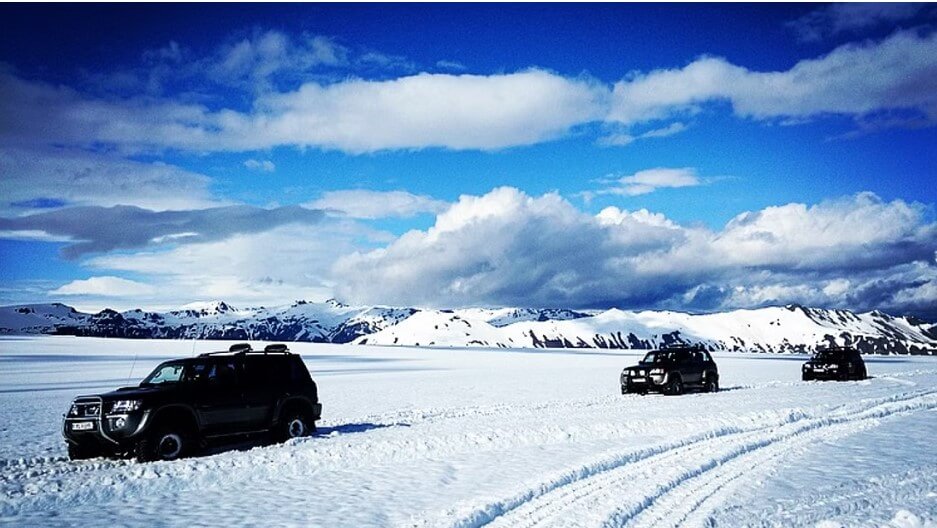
[686,351,704,384]
[189,359,246,436]
[240,357,279,430]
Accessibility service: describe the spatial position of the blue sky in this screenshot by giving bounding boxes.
[1,3,936,317]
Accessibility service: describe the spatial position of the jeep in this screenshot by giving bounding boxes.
[63,343,322,462]
[621,345,719,395]
[802,346,867,381]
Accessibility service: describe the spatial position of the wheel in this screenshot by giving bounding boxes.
[67,443,99,461]
[802,373,813,382]
[276,408,315,442]
[704,375,719,393]
[135,424,193,462]
[666,376,684,396]
[858,366,867,380]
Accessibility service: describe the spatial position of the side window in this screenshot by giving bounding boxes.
[188,360,238,387]
[702,352,713,363]
[213,360,238,387]
[242,359,269,387]
[185,361,212,384]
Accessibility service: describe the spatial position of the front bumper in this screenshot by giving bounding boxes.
[803,367,842,380]
[63,397,151,452]
[621,373,668,393]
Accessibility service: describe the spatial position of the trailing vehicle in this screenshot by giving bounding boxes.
[63,343,321,462]
[802,346,867,381]
[621,345,719,395]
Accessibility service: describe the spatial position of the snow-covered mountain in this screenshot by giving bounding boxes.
[0,301,934,355]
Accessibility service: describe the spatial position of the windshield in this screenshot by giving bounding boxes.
[641,351,670,364]
[813,350,843,362]
[141,361,186,385]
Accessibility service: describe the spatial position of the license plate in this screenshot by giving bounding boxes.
[631,377,646,383]
[72,422,93,431]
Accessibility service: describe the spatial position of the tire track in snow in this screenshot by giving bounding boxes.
[430,389,937,528]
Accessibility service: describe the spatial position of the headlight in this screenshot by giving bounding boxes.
[108,400,142,413]
[68,403,79,417]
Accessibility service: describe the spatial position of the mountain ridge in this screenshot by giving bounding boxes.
[0,301,934,355]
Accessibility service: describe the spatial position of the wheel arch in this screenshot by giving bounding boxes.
[147,405,199,434]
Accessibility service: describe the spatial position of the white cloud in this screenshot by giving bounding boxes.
[332,187,937,313]
[609,30,937,127]
[84,222,379,308]
[244,159,276,172]
[4,30,936,155]
[0,147,220,213]
[308,190,448,219]
[599,122,688,147]
[208,31,349,91]
[787,4,930,42]
[595,167,702,196]
[51,276,156,297]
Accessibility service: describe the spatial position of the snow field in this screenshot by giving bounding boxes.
[1,336,935,527]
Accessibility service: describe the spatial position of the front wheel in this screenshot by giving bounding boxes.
[135,425,193,462]
[666,376,684,396]
[704,375,719,393]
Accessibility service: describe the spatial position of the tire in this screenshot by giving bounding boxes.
[858,366,868,380]
[704,375,719,393]
[67,443,99,461]
[276,407,315,443]
[802,373,813,382]
[666,375,684,396]
[135,424,193,462]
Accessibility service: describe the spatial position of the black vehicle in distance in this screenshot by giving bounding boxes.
[621,345,719,395]
[63,343,322,462]
[802,346,867,381]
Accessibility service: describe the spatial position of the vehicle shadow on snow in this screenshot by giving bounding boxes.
[316,421,409,436]
[199,422,409,457]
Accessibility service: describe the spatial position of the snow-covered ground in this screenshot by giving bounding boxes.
[1,335,935,527]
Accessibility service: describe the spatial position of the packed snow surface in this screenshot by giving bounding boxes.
[1,336,935,527]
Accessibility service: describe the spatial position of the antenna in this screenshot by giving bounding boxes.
[126,353,138,386]
[191,337,197,357]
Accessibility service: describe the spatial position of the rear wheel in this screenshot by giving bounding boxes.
[67,443,100,461]
[704,375,719,393]
[276,407,315,442]
[135,424,194,462]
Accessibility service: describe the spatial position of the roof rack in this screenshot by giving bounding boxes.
[198,343,292,357]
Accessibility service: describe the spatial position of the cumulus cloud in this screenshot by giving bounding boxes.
[0,68,606,153]
[332,187,937,315]
[594,167,702,196]
[609,30,937,128]
[0,204,325,258]
[787,3,931,42]
[244,159,276,172]
[51,276,156,297]
[84,222,380,309]
[0,147,221,213]
[307,190,448,219]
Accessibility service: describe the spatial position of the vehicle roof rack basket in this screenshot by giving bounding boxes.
[263,344,290,354]
[229,343,252,353]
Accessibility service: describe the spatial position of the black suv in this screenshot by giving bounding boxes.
[802,346,867,381]
[63,343,322,462]
[621,346,719,395]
